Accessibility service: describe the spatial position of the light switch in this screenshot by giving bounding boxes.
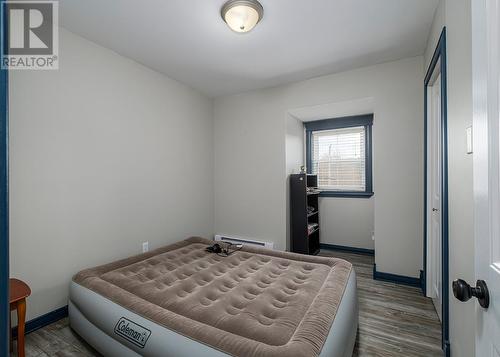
[466,126,473,154]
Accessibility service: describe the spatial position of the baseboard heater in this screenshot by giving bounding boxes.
[214,234,274,250]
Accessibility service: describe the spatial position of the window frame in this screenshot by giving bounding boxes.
[305,114,374,198]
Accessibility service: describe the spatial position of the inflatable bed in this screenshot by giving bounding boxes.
[69,237,358,357]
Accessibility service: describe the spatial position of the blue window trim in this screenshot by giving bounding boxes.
[424,27,449,357]
[0,3,8,356]
[305,114,373,198]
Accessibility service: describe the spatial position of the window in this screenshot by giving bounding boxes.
[305,114,373,197]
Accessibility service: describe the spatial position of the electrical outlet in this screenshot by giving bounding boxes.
[142,241,149,253]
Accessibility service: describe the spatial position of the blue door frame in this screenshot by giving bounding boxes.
[0,2,9,356]
[423,27,449,357]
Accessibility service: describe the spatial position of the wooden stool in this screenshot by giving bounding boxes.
[9,279,31,357]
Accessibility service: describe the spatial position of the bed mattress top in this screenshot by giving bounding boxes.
[73,237,353,357]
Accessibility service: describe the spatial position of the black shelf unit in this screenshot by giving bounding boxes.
[290,174,320,255]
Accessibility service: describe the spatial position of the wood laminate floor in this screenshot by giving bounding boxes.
[321,250,443,357]
[11,250,443,357]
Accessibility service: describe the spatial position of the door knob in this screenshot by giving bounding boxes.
[432,208,439,212]
[452,279,489,308]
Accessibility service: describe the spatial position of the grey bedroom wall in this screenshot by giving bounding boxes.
[285,112,375,251]
[9,29,214,322]
[214,56,424,277]
[320,198,375,250]
[424,1,475,356]
[9,26,427,325]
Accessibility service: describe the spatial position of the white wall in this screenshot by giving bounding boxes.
[214,56,424,276]
[425,0,446,69]
[425,1,475,356]
[426,0,475,357]
[214,88,288,249]
[288,99,376,251]
[446,3,474,353]
[284,114,375,251]
[9,29,214,321]
[320,198,374,250]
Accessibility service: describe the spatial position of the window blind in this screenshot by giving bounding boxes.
[311,126,366,191]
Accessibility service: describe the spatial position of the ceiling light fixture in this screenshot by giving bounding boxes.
[221,0,264,33]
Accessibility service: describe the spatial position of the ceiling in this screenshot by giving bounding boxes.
[60,0,439,97]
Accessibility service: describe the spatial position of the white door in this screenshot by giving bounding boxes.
[472,0,500,356]
[427,72,443,321]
